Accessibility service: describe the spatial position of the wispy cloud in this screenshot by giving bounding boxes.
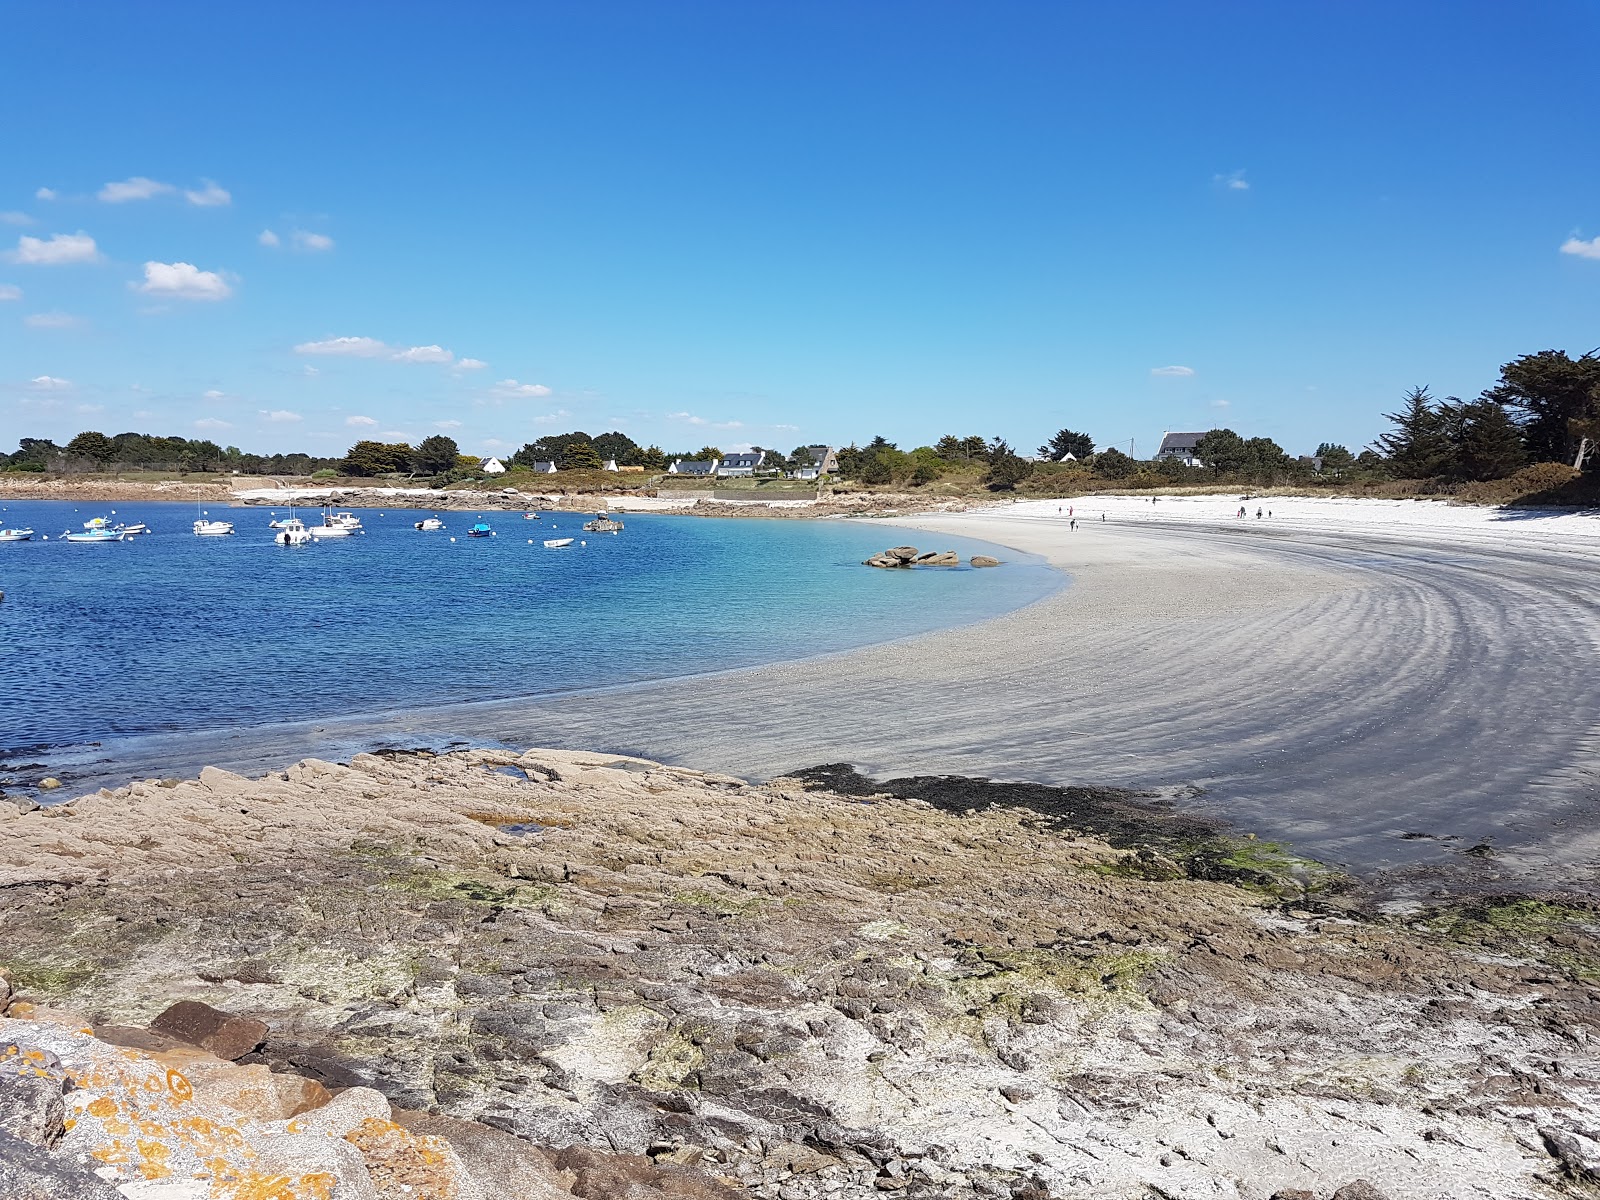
[202,389,226,400]
[261,409,302,423]
[1213,169,1249,191]
[1151,365,1195,378]
[667,410,742,430]
[24,311,83,329]
[455,357,488,371]
[184,180,231,207]
[0,284,20,301]
[346,415,377,427]
[194,417,231,430]
[292,230,334,252]
[494,378,553,398]
[258,229,280,247]
[1210,398,1231,408]
[29,375,71,390]
[99,176,175,203]
[0,212,31,226]
[392,344,453,364]
[35,187,57,202]
[135,261,234,301]
[295,335,391,357]
[1560,235,1600,260]
[8,232,101,265]
[532,409,572,425]
[434,419,463,429]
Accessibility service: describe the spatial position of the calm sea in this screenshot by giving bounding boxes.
[0,500,1058,767]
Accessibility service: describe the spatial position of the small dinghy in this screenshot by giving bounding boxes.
[0,528,35,542]
[544,536,574,548]
[415,517,445,531]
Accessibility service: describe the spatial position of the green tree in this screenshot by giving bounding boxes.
[1315,443,1356,469]
[1484,349,1600,466]
[593,430,641,465]
[412,434,461,475]
[342,440,412,476]
[637,445,668,470]
[960,435,990,461]
[1376,387,1452,477]
[563,440,604,470]
[1038,428,1095,461]
[1449,398,1527,481]
[66,430,115,465]
[982,438,1034,490]
[1192,428,1250,474]
[1093,447,1137,478]
[934,435,963,460]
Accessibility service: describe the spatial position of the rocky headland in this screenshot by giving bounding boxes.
[2,748,1598,1199]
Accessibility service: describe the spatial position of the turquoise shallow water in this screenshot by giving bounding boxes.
[0,500,1059,764]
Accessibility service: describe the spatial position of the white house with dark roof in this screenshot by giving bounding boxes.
[791,445,839,480]
[716,450,766,477]
[669,458,720,476]
[526,460,558,474]
[480,456,507,475]
[1155,432,1206,467]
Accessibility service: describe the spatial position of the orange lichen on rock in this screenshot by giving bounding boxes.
[345,1116,467,1199]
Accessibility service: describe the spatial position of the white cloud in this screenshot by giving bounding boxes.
[1213,169,1249,191]
[531,409,572,425]
[75,403,104,414]
[393,344,453,364]
[774,423,800,432]
[132,409,153,418]
[258,229,280,247]
[434,419,463,429]
[668,410,708,426]
[346,415,378,427]
[135,260,234,301]
[184,180,231,207]
[29,375,70,390]
[194,417,231,430]
[494,378,552,397]
[261,409,302,423]
[379,429,411,440]
[1211,398,1231,408]
[455,357,488,370]
[482,437,509,449]
[0,284,20,301]
[302,365,319,376]
[1560,236,1600,260]
[98,176,175,203]
[292,230,334,252]
[1151,365,1195,377]
[202,389,226,400]
[9,232,100,265]
[35,187,56,201]
[295,335,391,357]
[0,212,31,226]
[24,311,82,329]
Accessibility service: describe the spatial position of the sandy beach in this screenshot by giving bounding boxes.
[36,494,1600,895]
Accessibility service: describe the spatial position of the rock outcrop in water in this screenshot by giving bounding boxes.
[2,749,1598,1198]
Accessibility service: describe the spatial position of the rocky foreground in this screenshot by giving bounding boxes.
[2,749,1598,1199]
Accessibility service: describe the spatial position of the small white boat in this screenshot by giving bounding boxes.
[64,517,127,544]
[327,511,363,530]
[544,537,574,549]
[414,517,445,531]
[193,520,235,536]
[117,522,151,536]
[275,518,311,546]
[0,528,35,542]
[268,517,293,529]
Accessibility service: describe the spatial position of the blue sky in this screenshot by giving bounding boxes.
[4,1,1598,459]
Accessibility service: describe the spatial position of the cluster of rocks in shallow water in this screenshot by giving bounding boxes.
[863,544,999,568]
[3,748,1600,1198]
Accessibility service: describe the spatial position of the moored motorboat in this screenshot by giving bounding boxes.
[544,536,574,548]
[116,522,151,536]
[63,517,127,543]
[467,521,494,538]
[0,528,35,542]
[193,519,235,536]
[274,518,311,546]
[415,517,445,531]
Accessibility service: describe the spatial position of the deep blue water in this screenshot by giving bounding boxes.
[0,499,1058,757]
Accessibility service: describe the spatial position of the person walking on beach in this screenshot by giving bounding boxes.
[1256,507,1263,519]
[1070,518,1076,531]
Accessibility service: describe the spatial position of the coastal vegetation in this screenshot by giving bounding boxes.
[6,346,1595,506]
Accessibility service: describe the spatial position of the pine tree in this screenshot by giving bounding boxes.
[1452,399,1527,481]
[1376,387,1452,477]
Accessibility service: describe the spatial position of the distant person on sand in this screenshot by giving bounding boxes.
[1070,519,1076,531]
[1256,508,1263,519]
